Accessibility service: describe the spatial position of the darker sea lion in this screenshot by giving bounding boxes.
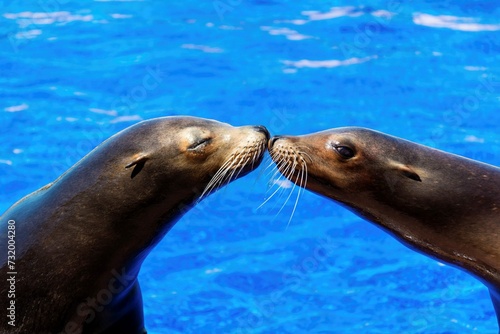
[268,127,500,330]
[0,116,269,334]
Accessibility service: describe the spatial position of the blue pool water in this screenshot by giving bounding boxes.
[1,0,499,333]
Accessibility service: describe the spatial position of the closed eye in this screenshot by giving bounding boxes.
[188,138,212,151]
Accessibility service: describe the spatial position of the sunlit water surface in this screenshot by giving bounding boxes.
[1,1,499,333]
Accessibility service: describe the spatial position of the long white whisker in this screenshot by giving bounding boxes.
[286,159,307,229]
[272,160,295,204]
[263,144,310,229]
[268,158,288,182]
[257,171,286,209]
[251,149,267,181]
[263,159,281,179]
[198,137,268,204]
[249,144,262,170]
[214,149,254,199]
[225,152,249,183]
[258,153,291,210]
[199,155,237,200]
[276,158,300,216]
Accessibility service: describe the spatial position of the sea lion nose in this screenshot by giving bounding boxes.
[268,135,283,149]
[253,125,270,140]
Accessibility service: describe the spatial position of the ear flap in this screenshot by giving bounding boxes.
[125,155,149,179]
[391,162,422,182]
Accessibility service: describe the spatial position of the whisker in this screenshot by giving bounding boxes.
[262,155,277,175]
[199,156,237,200]
[225,156,249,185]
[266,156,287,182]
[263,146,308,228]
[213,147,255,195]
[258,156,292,211]
[286,160,307,229]
[249,144,262,170]
[253,155,273,185]
[297,150,313,164]
[257,173,286,209]
[272,160,295,201]
[276,158,301,217]
[198,138,268,204]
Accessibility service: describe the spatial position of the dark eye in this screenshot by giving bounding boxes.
[188,138,212,151]
[334,145,355,159]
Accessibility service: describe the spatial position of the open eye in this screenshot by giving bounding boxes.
[188,137,212,151]
[334,145,355,159]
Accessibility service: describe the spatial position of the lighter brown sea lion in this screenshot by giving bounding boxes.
[268,127,500,331]
[0,116,269,334]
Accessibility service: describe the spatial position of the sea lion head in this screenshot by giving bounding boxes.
[268,126,500,297]
[267,127,423,209]
[46,116,270,248]
[119,116,270,202]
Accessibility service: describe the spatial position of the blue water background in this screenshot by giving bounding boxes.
[1,0,499,333]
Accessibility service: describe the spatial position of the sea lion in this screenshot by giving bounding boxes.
[268,127,500,330]
[0,116,269,334]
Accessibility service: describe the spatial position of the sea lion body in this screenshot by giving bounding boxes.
[1,116,269,333]
[268,127,500,329]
